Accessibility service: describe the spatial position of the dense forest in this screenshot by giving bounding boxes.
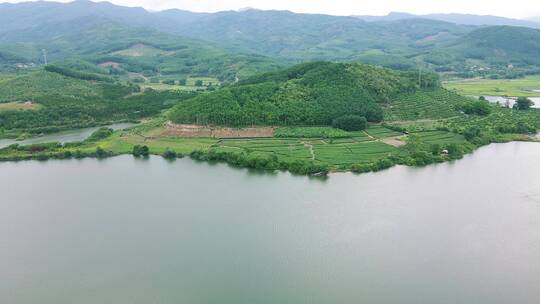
[168,62,439,126]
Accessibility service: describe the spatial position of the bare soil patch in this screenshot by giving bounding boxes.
[98,61,121,69]
[382,136,407,147]
[163,123,274,138]
[0,101,40,111]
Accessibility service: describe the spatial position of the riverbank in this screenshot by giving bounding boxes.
[0,119,537,176]
[0,122,137,149]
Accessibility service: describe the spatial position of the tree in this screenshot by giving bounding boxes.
[95,146,107,158]
[195,80,204,87]
[162,148,177,159]
[332,115,367,131]
[513,97,534,110]
[463,126,481,141]
[132,145,150,157]
[461,101,492,116]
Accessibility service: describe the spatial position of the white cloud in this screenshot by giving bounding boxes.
[2,0,539,19]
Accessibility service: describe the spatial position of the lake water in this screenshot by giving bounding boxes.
[0,123,136,149]
[1,142,539,304]
[483,96,540,109]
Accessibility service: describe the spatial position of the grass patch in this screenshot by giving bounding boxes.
[274,126,351,138]
[444,76,540,97]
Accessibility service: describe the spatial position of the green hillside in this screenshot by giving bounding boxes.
[169,62,441,126]
[0,69,196,136]
[0,22,284,82]
[432,26,540,78]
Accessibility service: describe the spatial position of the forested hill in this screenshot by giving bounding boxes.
[168,62,439,126]
[1,1,540,79]
[0,21,283,82]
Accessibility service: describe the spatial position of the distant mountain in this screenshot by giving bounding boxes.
[172,9,472,64]
[0,0,206,42]
[0,1,283,81]
[2,1,540,78]
[357,12,540,29]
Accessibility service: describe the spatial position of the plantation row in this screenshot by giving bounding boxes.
[384,88,469,121]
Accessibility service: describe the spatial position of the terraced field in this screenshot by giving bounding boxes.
[385,88,468,121]
[413,130,466,145]
[312,141,397,165]
[364,125,403,139]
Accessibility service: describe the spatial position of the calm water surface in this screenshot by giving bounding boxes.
[483,96,540,108]
[1,142,539,304]
[0,123,136,149]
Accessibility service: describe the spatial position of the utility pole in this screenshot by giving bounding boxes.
[41,49,48,65]
[418,65,422,88]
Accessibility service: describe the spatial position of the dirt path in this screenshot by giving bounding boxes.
[363,130,406,147]
[301,141,315,160]
[363,130,376,140]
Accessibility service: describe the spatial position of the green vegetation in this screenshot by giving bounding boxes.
[0,69,197,137]
[460,100,492,115]
[332,115,367,131]
[132,145,150,157]
[169,62,432,126]
[514,97,535,110]
[3,1,540,80]
[384,88,469,121]
[0,21,284,83]
[0,58,538,175]
[274,127,352,138]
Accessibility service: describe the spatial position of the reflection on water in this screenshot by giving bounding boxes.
[482,96,540,109]
[0,123,136,149]
[0,142,539,304]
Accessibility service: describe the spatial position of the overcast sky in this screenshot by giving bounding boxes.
[3,0,540,19]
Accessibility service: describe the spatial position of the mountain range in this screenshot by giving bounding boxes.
[356,12,540,28]
[1,0,540,80]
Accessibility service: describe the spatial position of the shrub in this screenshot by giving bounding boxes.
[87,128,114,142]
[162,149,177,159]
[351,163,374,173]
[463,126,482,141]
[332,115,367,131]
[95,147,108,158]
[513,97,534,110]
[132,145,150,157]
[461,101,492,116]
[288,161,329,175]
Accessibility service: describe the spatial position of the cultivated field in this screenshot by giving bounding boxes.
[444,76,540,97]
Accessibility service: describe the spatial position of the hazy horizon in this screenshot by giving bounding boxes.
[1,0,539,19]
